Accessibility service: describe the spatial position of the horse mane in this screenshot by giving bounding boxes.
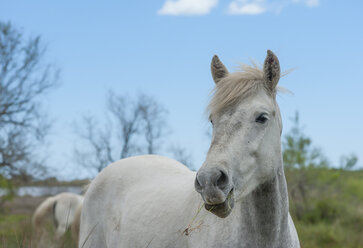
[208,62,282,117]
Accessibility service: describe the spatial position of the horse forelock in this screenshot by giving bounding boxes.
[207,62,286,117]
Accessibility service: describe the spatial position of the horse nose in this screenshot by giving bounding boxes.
[195,168,229,193]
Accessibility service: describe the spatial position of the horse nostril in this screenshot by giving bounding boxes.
[216,170,229,189]
[194,175,203,193]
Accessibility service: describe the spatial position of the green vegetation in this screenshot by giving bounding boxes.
[0,175,15,211]
[0,213,77,248]
[0,214,31,247]
[283,112,362,248]
[286,168,363,248]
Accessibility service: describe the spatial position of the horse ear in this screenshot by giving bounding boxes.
[211,55,229,84]
[263,50,280,91]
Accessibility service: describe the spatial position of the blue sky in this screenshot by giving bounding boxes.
[1,0,362,178]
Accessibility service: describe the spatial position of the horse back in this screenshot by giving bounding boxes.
[79,155,199,248]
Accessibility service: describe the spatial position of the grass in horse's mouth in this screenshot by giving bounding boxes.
[204,188,234,211]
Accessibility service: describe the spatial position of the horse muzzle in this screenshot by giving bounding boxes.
[195,168,235,218]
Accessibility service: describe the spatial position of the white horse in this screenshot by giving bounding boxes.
[32,192,83,240]
[79,50,300,248]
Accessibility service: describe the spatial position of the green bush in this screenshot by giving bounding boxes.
[287,168,363,248]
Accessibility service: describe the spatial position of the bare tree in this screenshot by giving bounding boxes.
[74,92,168,174]
[169,144,194,170]
[107,92,144,159]
[0,21,58,178]
[74,116,114,173]
[139,94,168,154]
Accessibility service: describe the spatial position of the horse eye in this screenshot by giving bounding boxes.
[255,114,268,124]
[209,115,213,125]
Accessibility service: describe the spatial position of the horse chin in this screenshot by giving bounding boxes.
[204,189,234,218]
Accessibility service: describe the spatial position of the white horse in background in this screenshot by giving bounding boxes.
[79,50,300,248]
[32,192,83,240]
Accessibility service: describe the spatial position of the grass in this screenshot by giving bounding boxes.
[0,212,77,248]
[0,214,30,247]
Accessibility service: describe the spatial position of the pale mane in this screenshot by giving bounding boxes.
[208,62,266,116]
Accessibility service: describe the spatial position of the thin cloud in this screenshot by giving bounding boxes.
[228,0,320,15]
[229,0,266,15]
[303,0,320,7]
[158,0,219,16]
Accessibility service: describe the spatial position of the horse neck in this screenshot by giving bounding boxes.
[239,164,291,248]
